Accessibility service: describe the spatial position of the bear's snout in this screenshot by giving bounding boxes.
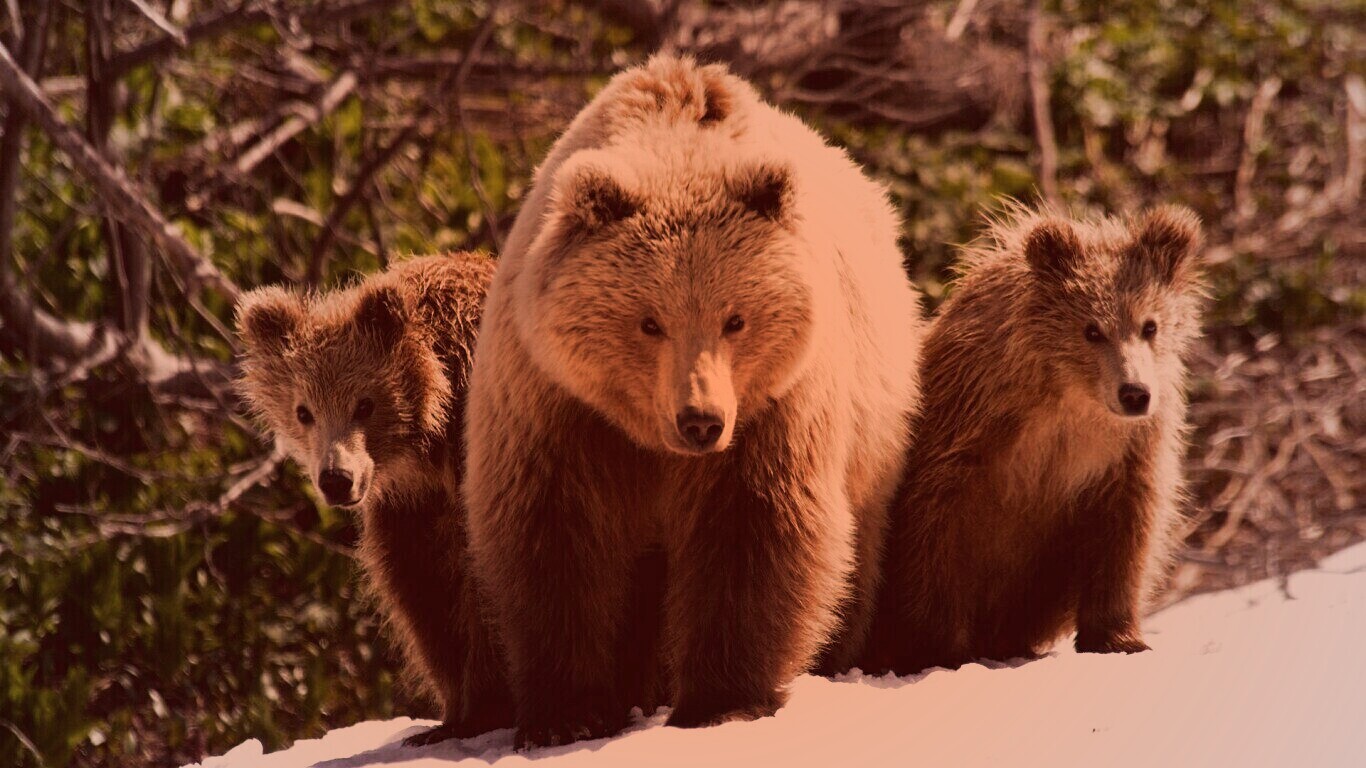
[675,407,725,452]
[1117,383,1151,417]
[318,468,357,506]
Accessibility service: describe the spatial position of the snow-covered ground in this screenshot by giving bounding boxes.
[189,543,1366,768]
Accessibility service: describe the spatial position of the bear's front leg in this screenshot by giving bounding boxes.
[465,410,642,749]
[359,489,514,746]
[664,403,854,728]
[1074,449,1156,656]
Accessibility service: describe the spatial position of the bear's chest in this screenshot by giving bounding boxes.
[994,387,1130,514]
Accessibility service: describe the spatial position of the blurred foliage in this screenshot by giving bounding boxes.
[0,1,1361,766]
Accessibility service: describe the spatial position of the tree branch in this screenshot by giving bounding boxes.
[0,2,98,364]
[305,9,501,282]
[232,70,358,177]
[0,13,230,400]
[120,0,188,46]
[1027,0,1059,205]
[106,0,406,78]
[0,39,240,304]
[1234,76,1282,223]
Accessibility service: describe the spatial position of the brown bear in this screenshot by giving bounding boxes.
[861,204,1204,676]
[462,56,925,747]
[235,253,512,745]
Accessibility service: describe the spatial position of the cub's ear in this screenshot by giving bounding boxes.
[729,161,793,222]
[1024,219,1083,282]
[554,156,641,235]
[355,285,408,345]
[236,287,303,355]
[1134,205,1203,285]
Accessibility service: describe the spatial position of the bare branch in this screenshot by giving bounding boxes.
[306,8,502,282]
[66,448,287,541]
[1234,77,1282,223]
[945,0,980,41]
[2,0,21,44]
[0,40,241,304]
[451,11,505,253]
[1027,0,1059,205]
[232,70,358,177]
[1333,74,1364,208]
[120,0,189,47]
[304,122,419,283]
[106,0,407,78]
[0,719,44,768]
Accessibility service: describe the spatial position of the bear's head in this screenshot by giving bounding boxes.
[518,147,820,455]
[1023,205,1204,419]
[235,282,451,507]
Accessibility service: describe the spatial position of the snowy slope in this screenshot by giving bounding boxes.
[188,543,1366,768]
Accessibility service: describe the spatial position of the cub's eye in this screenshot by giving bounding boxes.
[296,405,314,425]
[640,317,664,337]
[1141,320,1158,340]
[353,398,374,420]
[1084,324,1106,343]
[723,315,746,335]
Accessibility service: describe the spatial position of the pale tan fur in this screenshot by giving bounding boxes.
[462,56,925,745]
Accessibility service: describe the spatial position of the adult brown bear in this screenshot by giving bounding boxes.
[462,56,925,747]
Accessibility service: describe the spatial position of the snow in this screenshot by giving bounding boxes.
[188,543,1366,768]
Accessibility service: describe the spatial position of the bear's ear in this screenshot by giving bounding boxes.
[354,285,408,345]
[730,161,793,222]
[236,287,303,356]
[1024,219,1083,282]
[1134,205,1202,285]
[556,159,641,235]
[697,65,734,125]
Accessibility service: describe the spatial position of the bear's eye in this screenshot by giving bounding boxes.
[296,405,314,426]
[1084,324,1106,343]
[723,315,745,335]
[353,398,374,420]
[640,317,664,337]
[1141,320,1158,340]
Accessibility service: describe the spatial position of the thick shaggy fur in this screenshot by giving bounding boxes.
[235,253,512,743]
[862,205,1204,675]
[463,56,925,747]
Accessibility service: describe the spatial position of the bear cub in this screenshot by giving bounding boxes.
[863,205,1204,675]
[235,253,511,745]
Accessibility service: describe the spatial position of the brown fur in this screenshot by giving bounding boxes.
[235,253,512,743]
[463,56,925,747]
[862,204,1205,675]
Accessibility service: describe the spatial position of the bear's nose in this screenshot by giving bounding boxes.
[1118,383,1151,416]
[676,407,724,450]
[318,468,355,505]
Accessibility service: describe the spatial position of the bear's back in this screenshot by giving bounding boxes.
[381,252,495,393]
